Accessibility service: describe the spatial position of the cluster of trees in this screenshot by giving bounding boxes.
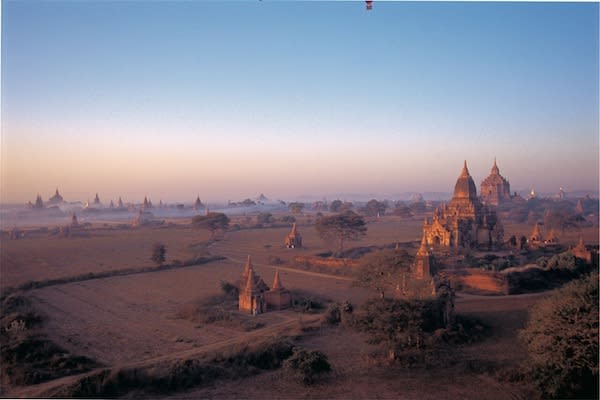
[328,200,354,213]
[536,250,586,270]
[288,202,305,214]
[362,199,387,217]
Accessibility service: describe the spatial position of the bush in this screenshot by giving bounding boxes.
[353,295,450,359]
[520,272,599,399]
[325,303,341,325]
[151,243,167,265]
[284,348,331,385]
[220,280,239,298]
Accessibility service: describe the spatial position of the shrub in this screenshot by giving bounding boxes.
[151,243,167,265]
[284,348,331,385]
[325,303,341,325]
[353,296,449,359]
[520,272,599,399]
[220,280,239,298]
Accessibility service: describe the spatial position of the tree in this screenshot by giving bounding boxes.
[279,215,296,224]
[151,242,166,266]
[315,211,367,253]
[520,272,598,399]
[288,202,305,214]
[355,297,446,359]
[364,199,387,217]
[191,212,230,240]
[256,212,274,225]
[284,348,331,385]
[354,249,412,299]
[329,199,343,212]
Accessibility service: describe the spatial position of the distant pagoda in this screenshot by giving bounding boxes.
[284,223,302,248]
[480,158,511,206]
[48,188,64,205]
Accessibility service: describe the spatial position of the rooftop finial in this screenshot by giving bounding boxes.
[491,157,500,174]
[461,160,470,176]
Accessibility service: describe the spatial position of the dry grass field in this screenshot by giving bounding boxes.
[1,213,597,398]
[0,225,211,289]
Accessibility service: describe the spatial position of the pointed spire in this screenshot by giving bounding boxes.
[243,255,253,279]
[491,157,500,175]
[461,160,470,176]
[272,269,282,289]
[244,265,256,292]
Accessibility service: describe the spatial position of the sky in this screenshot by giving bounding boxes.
[2,1,599,204]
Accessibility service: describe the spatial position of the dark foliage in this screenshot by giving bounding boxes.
[220,280,239,298]
[55,340,295,397]
[520,272,599,399]
[356,297,446,350]
[151,242,167,265]
[284,348,331,385]
[1,295,99,387]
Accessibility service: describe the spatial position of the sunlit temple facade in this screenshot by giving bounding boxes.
[422,161,504,251]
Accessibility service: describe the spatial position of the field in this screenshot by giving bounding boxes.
[1,213,597,398]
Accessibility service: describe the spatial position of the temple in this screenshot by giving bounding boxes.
[284,223,302,248]
[48,189,64,205]
[238,256,292,315]
[571,237,592,264]
[239,256,267,315]
[480,159,511,206]
[71,213,79,228]
[194,196,204,211]
[422,161,504,251]
[412,237,435,279]
[264,269,293,311]
[529,222,543,246]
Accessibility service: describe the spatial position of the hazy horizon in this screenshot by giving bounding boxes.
[2,1,598,204]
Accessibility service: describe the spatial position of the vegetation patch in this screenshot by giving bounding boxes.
[505,251,594,294]
[52,339,299,397]
[176,291,264,332]
[284,347,332,385]
[0,294,99,388]
[290,289,332,313]
[519,272,598,399]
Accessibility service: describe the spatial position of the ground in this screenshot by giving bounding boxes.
[0,212,597,398]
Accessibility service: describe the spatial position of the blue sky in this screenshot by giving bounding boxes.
[2,1,598,203]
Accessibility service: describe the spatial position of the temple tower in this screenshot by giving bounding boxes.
[265,269,292,310]
[412,236,435,279]
[284,223,303,248]
[480,158,511,206]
